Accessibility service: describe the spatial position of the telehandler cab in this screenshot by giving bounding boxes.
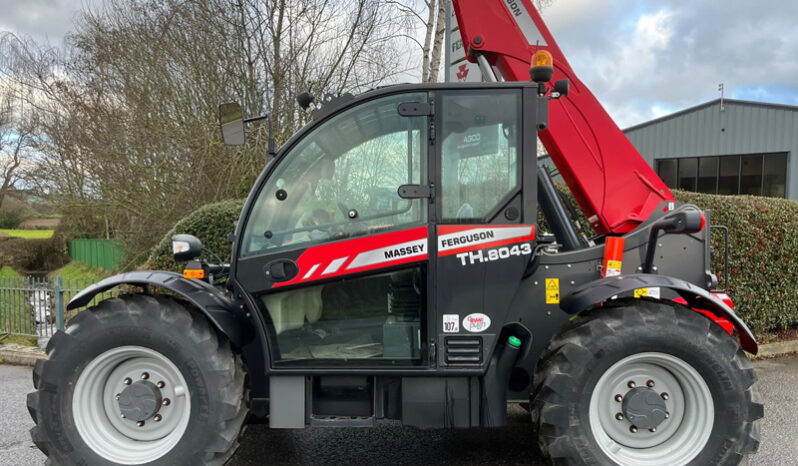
[28,1,761,465]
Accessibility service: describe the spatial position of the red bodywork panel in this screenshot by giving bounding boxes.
[674,296,734,335]
[452,0,675,234]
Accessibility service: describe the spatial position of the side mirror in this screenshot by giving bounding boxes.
[172,234,203,262]
[219,102,246,145]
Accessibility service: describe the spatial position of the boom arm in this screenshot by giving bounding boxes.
[452,0,674,234]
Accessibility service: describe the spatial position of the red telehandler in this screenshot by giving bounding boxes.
[28,1,761,465]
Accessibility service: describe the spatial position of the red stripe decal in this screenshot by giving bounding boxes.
[273,226,428,288]
[437,225,535,257]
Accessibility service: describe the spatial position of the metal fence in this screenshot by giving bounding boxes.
[69,239,125,271]
[0,277,117,340]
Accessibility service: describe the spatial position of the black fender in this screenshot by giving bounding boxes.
[67,271,255,348]
[561,274,758,354]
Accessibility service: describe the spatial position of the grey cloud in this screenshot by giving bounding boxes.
[0,0,103,45]
[546,0,798,126]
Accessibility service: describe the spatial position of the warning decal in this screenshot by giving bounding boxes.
[634,287,661,299]
[605,260,622,277]
[545,278,560,304]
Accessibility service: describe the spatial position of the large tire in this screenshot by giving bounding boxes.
[27,294,249,465]
[531,300,762,466]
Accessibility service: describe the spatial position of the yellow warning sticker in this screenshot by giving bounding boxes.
[545,278,560,304]
[605,260,622,277]
[634,288,648,298]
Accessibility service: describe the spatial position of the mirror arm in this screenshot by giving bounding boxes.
[268,116,276,157]
[244,115,277,157]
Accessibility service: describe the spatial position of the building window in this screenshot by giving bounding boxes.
[655,153,787,198]
[697,157,718,193]
[718,156,740,195]
[740,155,763,195]
[763,153,787,197]
[656,159,677,188]
[677,158,697,191]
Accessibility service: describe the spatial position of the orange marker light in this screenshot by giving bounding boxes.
[530,50,554,84]
[183,268,205,279]
[532,50,553,68]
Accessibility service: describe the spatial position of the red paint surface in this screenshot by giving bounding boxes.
[452,0,674,234]
[273,226,429,288]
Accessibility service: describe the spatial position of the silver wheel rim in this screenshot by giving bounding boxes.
[72,346,191,464]
[588,352,713,466]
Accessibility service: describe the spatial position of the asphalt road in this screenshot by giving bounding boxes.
[2,355,796,465]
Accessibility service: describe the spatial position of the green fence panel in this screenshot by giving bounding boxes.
[69,239,125,271]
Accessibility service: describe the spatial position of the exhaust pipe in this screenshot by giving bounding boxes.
[481,336,522,427]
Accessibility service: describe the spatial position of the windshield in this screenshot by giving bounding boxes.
[240,92,428,257]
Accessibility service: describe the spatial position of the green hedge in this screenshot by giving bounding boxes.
[146,199,244,272]
[147,192,798,336]
[672,190,798,335]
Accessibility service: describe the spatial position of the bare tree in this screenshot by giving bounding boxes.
[0,87,36,209]
[2,0,415,264]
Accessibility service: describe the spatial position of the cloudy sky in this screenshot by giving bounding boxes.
[2,0,797,128]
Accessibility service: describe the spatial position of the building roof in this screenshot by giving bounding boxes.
[623,98,798,133]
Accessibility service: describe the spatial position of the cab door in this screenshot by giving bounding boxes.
[234,92,433,367]
[433,89,535,366]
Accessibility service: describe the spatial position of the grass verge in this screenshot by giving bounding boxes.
[48,261,111,284]
[0,229,54,239]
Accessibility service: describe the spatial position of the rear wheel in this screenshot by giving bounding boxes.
[27,295,248,465]
[531,300,762,466]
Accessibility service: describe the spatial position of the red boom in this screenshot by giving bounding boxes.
[452,0,674,234]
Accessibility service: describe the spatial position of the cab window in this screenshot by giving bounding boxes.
[440,91,520,223]
[241,93,428,257]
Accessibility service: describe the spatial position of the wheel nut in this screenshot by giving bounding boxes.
[121,413,126,419]
[156,381,165,388]
[665,411,670,419]
[630,426,638,433]
[162,398,171,406]
[141,372,150,380]
[615,413,624,421]
[661,392,669,400]
[137,421,145,427]
[614,394,623,402]
[115,393,121,400]
[649,427,657,433]
[646,379,655,387]
[123,377,132,385]
[627,381,636,388]
[154,414,162,422]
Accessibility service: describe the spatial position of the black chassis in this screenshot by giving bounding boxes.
[69,82,756,429]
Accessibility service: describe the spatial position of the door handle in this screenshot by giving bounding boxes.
[264,259,299,282]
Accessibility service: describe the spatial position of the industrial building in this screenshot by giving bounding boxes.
[624,99,796,200]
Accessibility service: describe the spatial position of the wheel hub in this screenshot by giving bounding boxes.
[621,387,667,430]
[118,380,162,422]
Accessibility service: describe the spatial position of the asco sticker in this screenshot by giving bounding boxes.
[462,313,491,333]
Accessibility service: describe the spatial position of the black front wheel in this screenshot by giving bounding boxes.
[27,295,248,465]
[531,300,762,466]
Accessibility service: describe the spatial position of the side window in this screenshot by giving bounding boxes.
[241,93,428,257]
[440,91,520,223]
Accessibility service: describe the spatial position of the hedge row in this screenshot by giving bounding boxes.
[147,191,798,336]
[145,199,244,272]
[673,190,798,335]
